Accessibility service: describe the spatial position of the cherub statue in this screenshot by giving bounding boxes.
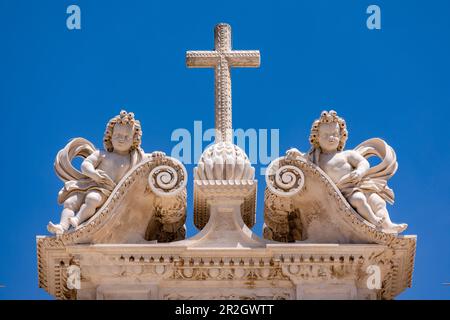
[47,110,146,234]
[287,110,407,233]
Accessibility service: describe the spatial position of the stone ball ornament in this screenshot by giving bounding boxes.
[194,142,255,181]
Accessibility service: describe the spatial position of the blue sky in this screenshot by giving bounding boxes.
[0,0,449,299]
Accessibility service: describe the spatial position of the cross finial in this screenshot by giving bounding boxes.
[186,23,260,143]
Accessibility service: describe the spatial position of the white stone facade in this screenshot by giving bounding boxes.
[36,23,416,300]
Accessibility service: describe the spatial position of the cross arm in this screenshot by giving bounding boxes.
[226,50,260,67]
[186,51,220,68]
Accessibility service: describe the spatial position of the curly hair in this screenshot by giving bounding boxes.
[309,110,348,151]
[103,110,142,152]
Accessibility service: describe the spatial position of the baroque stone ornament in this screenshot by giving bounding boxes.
[265,110,407,242]
[41,110,188,245]
[188,23,260,230]
[186,23,260,144]
[48,111,144,234]
[37,24,416,300]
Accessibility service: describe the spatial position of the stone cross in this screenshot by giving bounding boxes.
[186,23,260,143]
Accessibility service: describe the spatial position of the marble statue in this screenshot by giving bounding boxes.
[286,110,407,233]
[48,110,150,234]
[37,24,416,301]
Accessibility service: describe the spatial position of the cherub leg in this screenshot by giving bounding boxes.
[368,193,407,233]
[348,191,382,225]
[69,191,106,228]
[47,194,82,235]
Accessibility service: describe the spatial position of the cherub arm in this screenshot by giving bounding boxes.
[81,150,102,179]
[338,151,370,186]
[347,150,370,175]
[81,151,115,188]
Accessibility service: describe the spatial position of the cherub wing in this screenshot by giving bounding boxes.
[54,138,96,182]
[354,138,398,181]
[353,138,398,204]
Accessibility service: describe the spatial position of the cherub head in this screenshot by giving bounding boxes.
[309,110,348,153]
[103,110,142,153]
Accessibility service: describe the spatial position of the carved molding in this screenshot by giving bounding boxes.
[38,244,404,300]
